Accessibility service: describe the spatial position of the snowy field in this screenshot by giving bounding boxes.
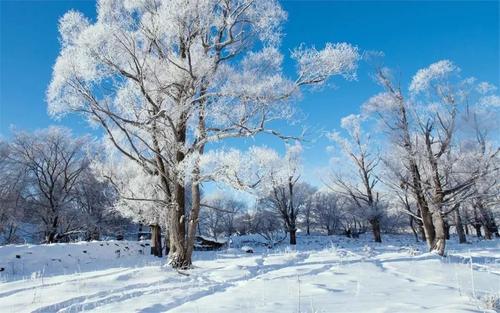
[0,235,499,313]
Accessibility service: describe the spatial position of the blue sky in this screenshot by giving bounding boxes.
[1,0,499,185]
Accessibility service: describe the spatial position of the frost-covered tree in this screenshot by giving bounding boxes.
[457,95,500,239]
[7,127,89,243]
[48,0,359,268]
[250,207,286,247]
[256,143,304,245]
[310,191,344,235]
[0,141,27,244]
[74,169,126,241]
[297,183,318,235]
[364,61,499,255]
[199,193,246,239]
[328,114,383,242]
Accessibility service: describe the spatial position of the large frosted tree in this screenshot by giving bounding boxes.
[48,0,359,268]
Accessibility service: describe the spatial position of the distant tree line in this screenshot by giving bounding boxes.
[0,127,131,244]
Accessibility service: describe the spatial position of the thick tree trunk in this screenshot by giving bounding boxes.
[47,216,59,243]
[421,209,436,249]
[184,180,202,267]
[289,229,297,245]
[431,212,446,256]
[169,180,189,268]
[370,218,382,243]
[409,163,435,248]
[454,209,467,244]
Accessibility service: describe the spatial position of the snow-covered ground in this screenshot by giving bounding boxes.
[0,235,498,313]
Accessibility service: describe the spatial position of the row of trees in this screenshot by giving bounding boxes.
[1,114,496,249]
[198,189,407,245]
[1,0,493,269]
[304,61,496,256]
[0,127,130,244]
[199,60,499,257]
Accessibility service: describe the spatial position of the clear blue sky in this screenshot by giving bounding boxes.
[1,0,499,184]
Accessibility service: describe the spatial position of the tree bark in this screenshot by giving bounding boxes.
[483,224,492,240]
[138,223,143,241]
[431,212,446,256]
[421,207,436,249]
[454,208,467,244]
[47,215,59,243]
[444,219,450,240]
[370,218,382,243]
[169,180,189,268]
[474,224,482,238]
[289,229,297,245]
[150,224,162,257]
[184,180,202,267]
[409,216,419,242]
[409,163,435,248]
[415,209,426,242]
[327,226,334,236]
[419,224,426,242]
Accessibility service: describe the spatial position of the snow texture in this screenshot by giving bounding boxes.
[1,234,498,313]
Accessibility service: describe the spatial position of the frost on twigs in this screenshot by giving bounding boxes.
[292,42,360,86]
[409,60,458,94]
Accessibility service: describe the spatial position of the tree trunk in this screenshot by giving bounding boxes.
[454,209,466,244]
[474,224,482,238]
[327,226,334,236]
[419,225,426,242]
[138,223,143,241]
[47,216,59,243]
[289,229,297,245]
[409,216,419,242]
[169,180,189,268]
[477,203,498,240]
[415,209,426,242]
[409,163,435,248]
[421,209,435,249]
[164,226,170,256]
[431,212,446,256]
[444,219,450,240]
[370,218,382,243]
[483,225,492,240]
[150,224,162,257]
[184,180,202,268]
